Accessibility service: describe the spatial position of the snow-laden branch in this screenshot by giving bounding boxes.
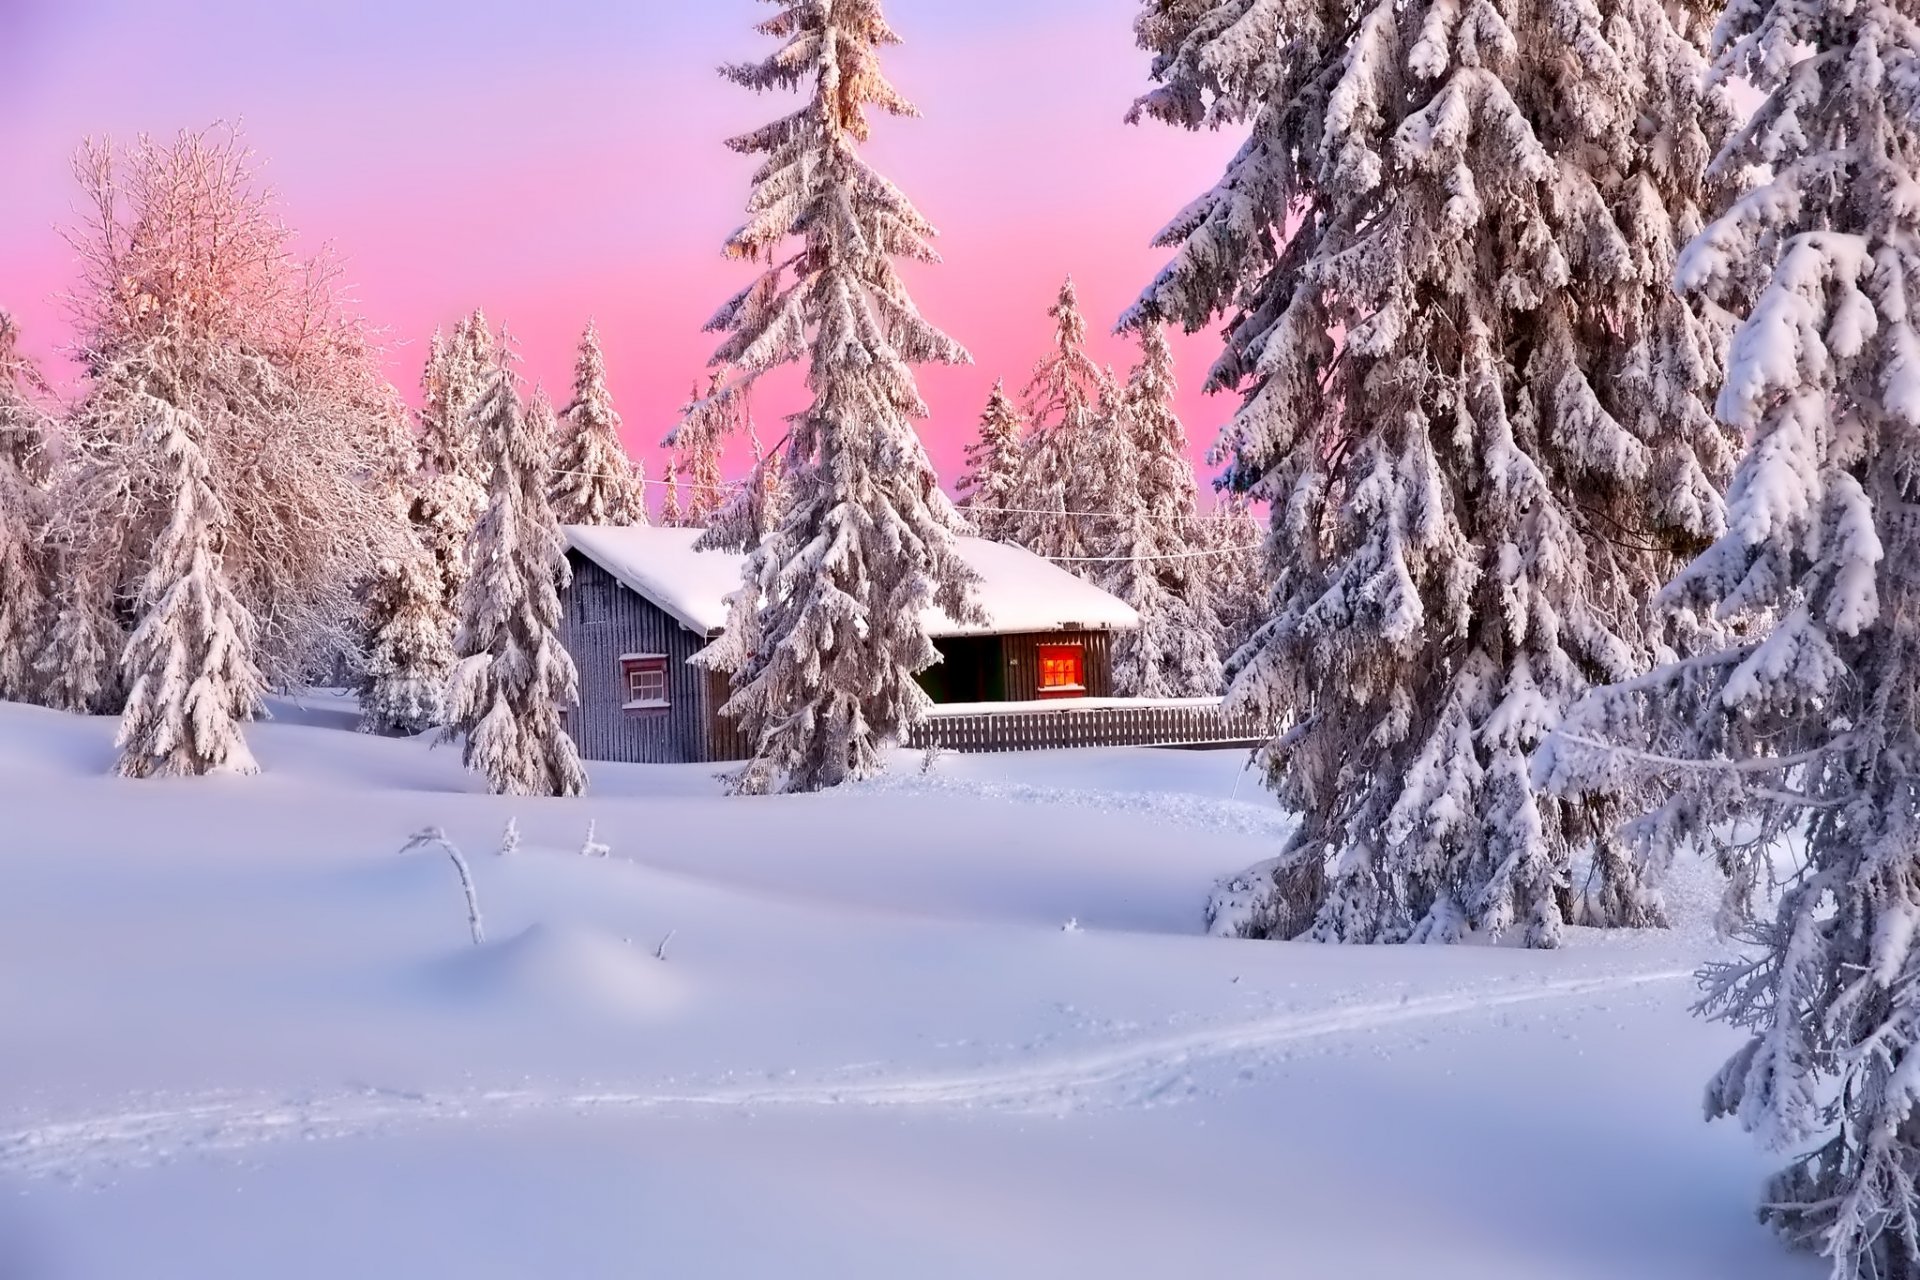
[399,826,486,946]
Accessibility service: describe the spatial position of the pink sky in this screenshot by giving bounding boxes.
[0,1,1239,503]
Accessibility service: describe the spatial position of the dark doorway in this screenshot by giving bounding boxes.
[919,636,1005,704]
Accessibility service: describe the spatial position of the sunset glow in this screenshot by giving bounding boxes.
[0,0,1238,499]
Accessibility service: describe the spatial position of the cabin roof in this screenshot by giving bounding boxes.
[564,524,1141,638]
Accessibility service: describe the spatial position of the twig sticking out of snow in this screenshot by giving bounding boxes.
[580,821,611,859]
[920,744,945,775]
[399,826,486,946]
[498,817,521,856]
[653,929,676,962]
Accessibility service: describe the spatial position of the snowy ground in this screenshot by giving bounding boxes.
[0,694,1812,1278]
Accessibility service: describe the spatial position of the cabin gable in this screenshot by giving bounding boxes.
[560,553,713,763]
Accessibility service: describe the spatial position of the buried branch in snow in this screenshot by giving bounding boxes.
[400,826,486,946]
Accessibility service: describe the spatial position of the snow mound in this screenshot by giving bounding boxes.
[427,924,686,1019]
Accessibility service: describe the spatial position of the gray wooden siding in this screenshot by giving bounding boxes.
[560,554,710,763]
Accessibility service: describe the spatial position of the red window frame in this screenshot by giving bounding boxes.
[1036,643,1087,699]
[620,655,671,715]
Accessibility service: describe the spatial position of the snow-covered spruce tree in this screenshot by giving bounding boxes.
[358,527,454,736]
[692,0,980,796]
[416,311,494,604]
[357,383,457,736]
[444,355,586,798]
[1535,2,1920,1270]
[955,379,1025,540]
[1007,278,1123,564]
[0,313,54,704]
[551,320,646,526]
[1126,0,1738,945]
[114,377,266,778]
[1107,324,1223,697]
[669,373,734,528]
[659,461,686,527]
[47,126,411,694]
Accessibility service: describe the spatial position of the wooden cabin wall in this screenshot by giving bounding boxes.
[559,555,708,763]
[702,667,752,763]
[1000,630,1114,701]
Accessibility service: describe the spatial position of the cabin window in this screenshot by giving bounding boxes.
[1036,643,1087,698]
[620,654,671,714]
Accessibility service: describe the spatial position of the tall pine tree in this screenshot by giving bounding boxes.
[551,320,646,526]
[693,0,980,795]
[1128,0,1736,945]
[445,351,586,798]
[1539,0,1920,1270]
[956,379,1024,541]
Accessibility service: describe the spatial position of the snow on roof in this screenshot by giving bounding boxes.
[564,524,1141,638]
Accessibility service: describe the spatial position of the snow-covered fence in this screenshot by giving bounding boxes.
[909,697,1276,755]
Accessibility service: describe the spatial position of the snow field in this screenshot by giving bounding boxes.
[0,698,1812,1277]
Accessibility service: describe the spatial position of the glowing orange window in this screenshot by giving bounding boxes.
[1036,643,1086,698]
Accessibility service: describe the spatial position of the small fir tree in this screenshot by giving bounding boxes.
[956,379,1025,540]
[1007,278,1120,565]
[551,320,646,526]
[1105,325,1222,697]
[358,528,454,736]
[659,460,685,528]
[445,353,586,798]
[114,389,266,778]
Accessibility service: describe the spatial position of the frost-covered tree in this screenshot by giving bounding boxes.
[668,373,734,528]
[357,382,456,735]
[358,528,454,736]
[551,320,646,526]
[659,460,686,527]
[956,379,1024,540]
[45,126,411,695]
[114,380,266,778]
[1007,278,1122,564]
[1106,325,1222,696]
[1536,1,1920,1270]
[416,311,494,603]
[421,309,496,490]
[692,0,980,795]
[1127,0,1738,945]
[445,355,586,798]
[0,313,54,704]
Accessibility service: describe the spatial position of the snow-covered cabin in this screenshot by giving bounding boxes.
[559,525,1142,764]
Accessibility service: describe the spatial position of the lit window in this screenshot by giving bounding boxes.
[621,655,670,713]
[1036,643,1086,698]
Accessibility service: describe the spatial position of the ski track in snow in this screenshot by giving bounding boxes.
[0,967,1689,1183]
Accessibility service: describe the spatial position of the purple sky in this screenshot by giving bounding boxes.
[0,1,1240,500]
